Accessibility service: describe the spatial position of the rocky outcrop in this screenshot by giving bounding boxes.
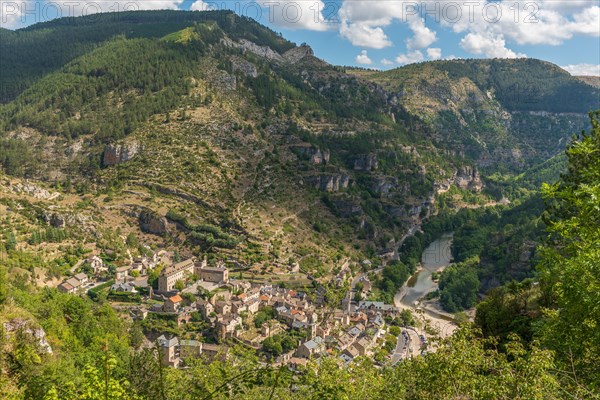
[103,141,142,167]
[222,37,284,62]
[139,210,169,235]
[385,204,422,219]
[399,145,419,156]
[353,153,378,171]
[10,182,59,200]
[3,319,53,354]
[454,166,483,192]
[290,143,330,165]
[377,238,398,260]
[214,70,237,91]
[359,218,378,240]
[231,57,257,78]
[305,174,349,192]
[44,212,66,228]
[282,44,314,64]
[370,176,396,195]
[330,198,363,218]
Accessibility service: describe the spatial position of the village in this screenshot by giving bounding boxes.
[52,250,430,369]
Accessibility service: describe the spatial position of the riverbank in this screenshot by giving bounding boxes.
[394,233,458,338]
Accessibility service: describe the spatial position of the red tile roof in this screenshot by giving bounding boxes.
[169,294,183,303]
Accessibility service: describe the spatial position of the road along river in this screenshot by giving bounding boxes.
[394,233,457,337]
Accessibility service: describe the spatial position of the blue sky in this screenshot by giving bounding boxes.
[2,0,599,75]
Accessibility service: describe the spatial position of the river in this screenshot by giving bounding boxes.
[398,232,454,307]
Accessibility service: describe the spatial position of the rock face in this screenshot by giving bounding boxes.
[231,57,258,78]
[454,166,484,192]
[291,144,330,165]
[44,212,66,228]
[214,70,237,91]
[223,38,284,62]
[10,182,59,200]
[330,198,363,217]
[139,210,169,235]
[305,174,349,192]
[370,176,396,195]
[385,204,422,219]
[103,141,142,167]
[3,319,53,354]
[353,153,378,171]
[282,44,314,64]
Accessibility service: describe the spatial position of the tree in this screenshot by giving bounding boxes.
[125,233,139,248]
[5,231,17,252]
[399,309,415,326]
[262,336,282,356]
[0,265,7,305]
[174,280,185,291]
[147,264,164,290]
[438,259,480,312]
[537,110,600,391]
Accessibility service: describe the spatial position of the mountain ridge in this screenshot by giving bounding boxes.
[0,9,597,275]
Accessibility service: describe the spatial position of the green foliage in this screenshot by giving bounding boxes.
[0,265,7,305]
[28,227,69,245]
[0,10,293,102]
[475,279,540,345]
[0,138,39,176]
[253,306,276,328]
[262,330,305,357]
[377,260,410,303]
[88,280,115,301]
[439,258,480,312]
[537,111,600,391]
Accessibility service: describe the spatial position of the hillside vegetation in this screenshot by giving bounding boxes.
[0,10,599,399]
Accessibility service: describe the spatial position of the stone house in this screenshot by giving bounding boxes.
[353,337,372,356]
[197,300,215,320]
[74,273,89,285]
[157,258,195,293]
[58,282,76,294]
[164,294,183,313]
[297,336,325,359]
[216,315,242,339]
[198,260,229,284]
[86,255,106,274]
[179,339,202,358]
[201,343,228,361]
[214,301,231,316]
[115,266,131,283]
[111,282,137,293]
[157,335,179,367]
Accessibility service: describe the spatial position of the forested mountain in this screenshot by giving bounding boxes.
[352,59,598,167]
[0,10,599,399]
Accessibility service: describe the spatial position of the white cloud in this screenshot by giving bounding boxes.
[396,50,424,65]
[460,33,526,58]
[406,16,437,49]
[540,0,596,13]
[569,6,600,36]
[190,1,214,12]
[259,0,330,31]
[338,0,403,48]
[447,1,600,51]
[381,58,394,66]
[355,50,372,65]
[426,47,442,60]
[339,20,393,49]
[561,63,600,76]
[337,1,599,60]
